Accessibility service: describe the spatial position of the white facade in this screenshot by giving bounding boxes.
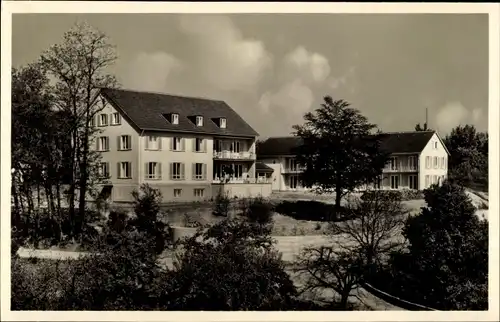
[91,94,269,202]
[260,132,448,192]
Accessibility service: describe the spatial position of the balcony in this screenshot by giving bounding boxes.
[213,177,271,184]
[213,150,255,160]
[383,165,418,173]
[282,167,304,174]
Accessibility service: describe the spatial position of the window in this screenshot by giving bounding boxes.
[194,138,205,152]
[146,136,160,150]
[408,156,417,170]
[390,157,398,170]
[425,156,431,169]
[97,162,109,178]
[118,162,131,179]
[98,114,108,126]
[172,113,179,125]
[97,136,109,151]
[425,175,430,188]
[373,175,382,189]
[230,141,241,153]
[145,162,161,179]
[433,175,438,185]
[196,116,203,126]
[172,137,183,151]
[233,164,243,179]
[390,175,399,189]
[289,158,298,171]
[173,189,182,198]
[220,118,227,129]
[440,157,445,169]
[89,116,96,127]
[409,175,418,190]
[434,141,438,149]
[433,156,438,169]
[119,135,131,150]
[170,162,185,180]
[194,188,204,198]
[193,163,206,180]
[111,112,121,125]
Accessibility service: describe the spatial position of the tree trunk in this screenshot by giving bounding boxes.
[334,186,342,219]
[339,289,350,309]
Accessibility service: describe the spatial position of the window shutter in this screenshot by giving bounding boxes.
[181,163,185,180]
[203,139,207,152]
[169,163,173,180]
[169,138,173,151]
[96,139,100,151]
[128,135,132,149]
[117,136,121,151]
[181,138,185,151]
[192,138,196,152]
[128,162,131,178]
[158,162,162,179]
[192,163,196,180]
[117,162,121,178]
[158,137,162,150]
[145,136,149,150]
[203,163,207,180]
[144,162,148,179]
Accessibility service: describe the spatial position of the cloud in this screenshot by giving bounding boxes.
[121,52,183,92]
[259,79,314,118]
[283,46,331,83]
[177,15,273,93]
[435,101,483,134]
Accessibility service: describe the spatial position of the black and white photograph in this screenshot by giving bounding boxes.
[1,2,498,320]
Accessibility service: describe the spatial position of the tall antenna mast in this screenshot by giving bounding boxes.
[425,107,428,130]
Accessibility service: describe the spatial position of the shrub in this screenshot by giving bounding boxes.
[160,218,297,310]
[274,200,342,222]
[245,196,274,225]
[213,189,231,217]
[381,182,488,310]
[128,184,171,254]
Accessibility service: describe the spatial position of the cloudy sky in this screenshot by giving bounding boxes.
[12,13,488,137]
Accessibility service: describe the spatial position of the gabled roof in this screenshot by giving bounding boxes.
[256,161,274,173]
[100,87,259,138]
[378,131,436,154]
[257,131,438,157]
[256,136,304,156]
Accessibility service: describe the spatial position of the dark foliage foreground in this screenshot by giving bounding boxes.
[366,182,488,310]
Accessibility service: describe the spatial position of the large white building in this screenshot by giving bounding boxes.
[256,131,449,191]
[90,87,271,203]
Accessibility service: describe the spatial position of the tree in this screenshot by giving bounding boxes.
[444,125,488,189]
[292,96,391,213]
[390,181,488,310]
[294,245,366,309]
[40,22,118,238]
[161,218,297,310]
[330,190,407,269]
[11,64,74,244]
[414,122,432,131]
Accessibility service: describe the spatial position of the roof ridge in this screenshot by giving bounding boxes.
[101,86,226,103]
[383,130,435,134]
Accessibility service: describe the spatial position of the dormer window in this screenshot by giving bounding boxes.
[220,118,227,129]
[196,116,204,127]
[172,113,179,125]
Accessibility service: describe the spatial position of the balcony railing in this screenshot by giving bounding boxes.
[213,150,255,160]
[213,177,271,184]
[282,167,304,173]
[383,165,418,173]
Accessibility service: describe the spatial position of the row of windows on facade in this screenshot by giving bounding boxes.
[98,162,208,180]
[96,136,247,153]
[387,156,446,170]
[92,112,227,129]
